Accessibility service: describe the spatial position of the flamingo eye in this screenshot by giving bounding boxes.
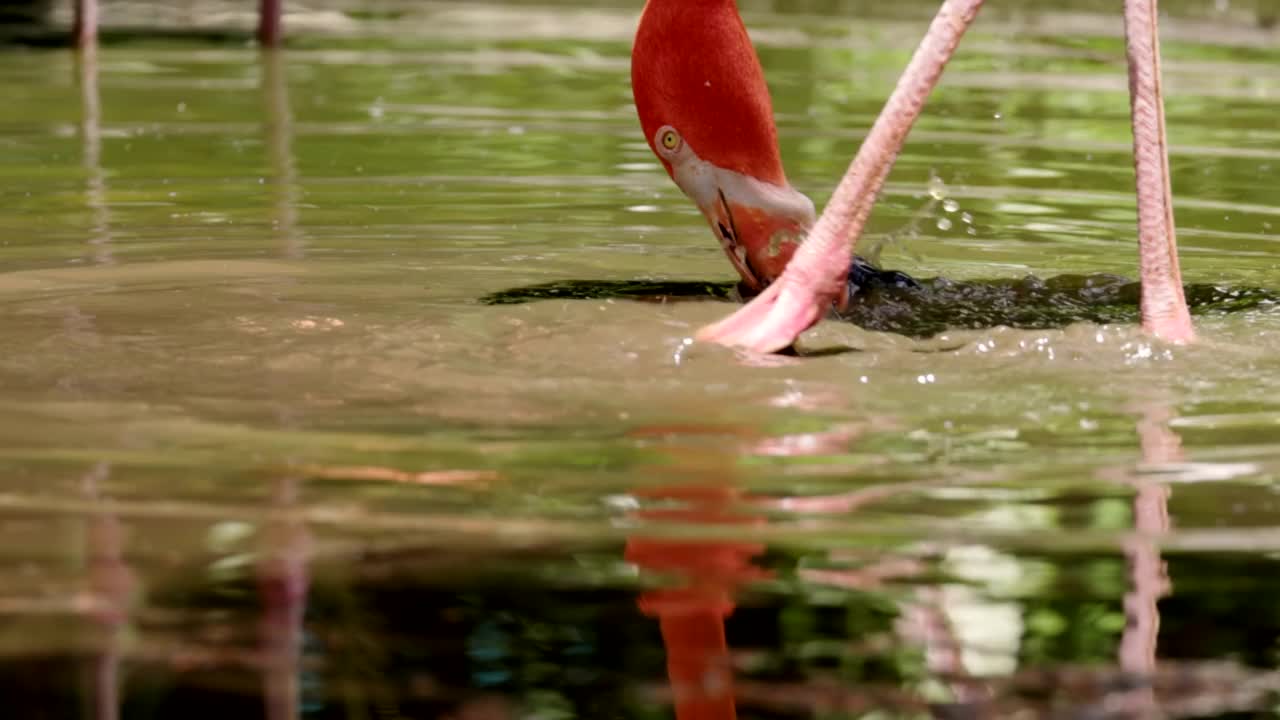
[656,126,683,154]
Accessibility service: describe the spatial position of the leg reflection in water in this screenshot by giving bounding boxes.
[81,462,134,720]
[76,43,112,265]
[260,47,304,260]
[1113,399,1176,715]
[256,474,310,720]
[622,424,984,718]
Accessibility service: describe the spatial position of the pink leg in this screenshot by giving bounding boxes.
[73,0,97,49]
[697,0,985,352]
[1125,0,1194,342]
[258,0,283,47]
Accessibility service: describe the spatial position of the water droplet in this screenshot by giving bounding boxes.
[993,112,1002,120]
[936,217,953,231]
[942,199,960,213]
[927,173,948,201]
[961,212,973,224]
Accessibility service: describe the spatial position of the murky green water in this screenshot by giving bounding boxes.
[2,1,1280,717]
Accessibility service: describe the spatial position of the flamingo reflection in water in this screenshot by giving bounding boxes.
[618,398,1238,717]
[623,422,987,717]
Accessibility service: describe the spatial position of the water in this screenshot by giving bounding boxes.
[2,1,1280,717]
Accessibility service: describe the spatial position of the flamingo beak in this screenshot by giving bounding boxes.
[698,189,808,293]
[656,145,818,294]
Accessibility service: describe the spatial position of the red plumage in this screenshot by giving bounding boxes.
[631,0,787,187]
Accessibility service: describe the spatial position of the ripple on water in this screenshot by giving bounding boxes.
[1,0,1280,716]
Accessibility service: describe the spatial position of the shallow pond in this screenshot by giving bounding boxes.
[1,0,1280,717]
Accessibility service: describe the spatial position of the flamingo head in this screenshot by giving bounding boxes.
[630,0,815,291]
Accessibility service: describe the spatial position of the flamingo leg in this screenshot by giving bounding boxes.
[258,0,283,47]
[697,0,985,352]
[73,0,97,49]
[1125,0,1194,342]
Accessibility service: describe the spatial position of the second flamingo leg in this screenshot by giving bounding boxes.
[258,0,284,46]
[1125,0,1194,342]
[73,0,97,49]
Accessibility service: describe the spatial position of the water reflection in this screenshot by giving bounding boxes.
[81,462,131,720]
[69,52,125,713]
[260,49,303,259]
[624,434,764,719]
[623,424,982,716]
[618,398,1250,715]
[2,1,1280,716]
[1114,400,1176,715]
[626,483,757,718]
[0,406,1272,716]
[256,474,309,720]
[76,45,111,265]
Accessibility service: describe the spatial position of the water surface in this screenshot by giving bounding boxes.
[1,1,1280,717]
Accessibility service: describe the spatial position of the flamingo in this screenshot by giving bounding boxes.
[631,0,1194,353]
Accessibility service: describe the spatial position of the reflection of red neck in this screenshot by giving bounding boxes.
[625,484,765,720]
[655,611,736,720]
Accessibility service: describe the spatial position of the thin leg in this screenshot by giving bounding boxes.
[697,0,984,352]
[1125,0,1194,342]
[258,0,283,47]
[73,0,97,49]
